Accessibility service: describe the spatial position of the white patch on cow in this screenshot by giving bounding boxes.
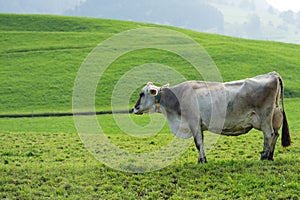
[132,107,139,114]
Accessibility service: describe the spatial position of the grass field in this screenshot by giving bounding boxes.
[1,113,300,199]
[1,14,300,114]
[1,14,300,199]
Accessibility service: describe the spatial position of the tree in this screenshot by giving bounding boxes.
[268,6,276,15]
[279,10,295,24]
[244,14,261,39]
[239,0,255,10]
[296,12,300,27]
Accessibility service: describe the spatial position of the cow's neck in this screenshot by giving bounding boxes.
[159,87,181,115]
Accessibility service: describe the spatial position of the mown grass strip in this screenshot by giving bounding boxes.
[0,110,130,118]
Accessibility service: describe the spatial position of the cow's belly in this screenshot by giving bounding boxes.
[220,111,260,136]
[221,124,253,136]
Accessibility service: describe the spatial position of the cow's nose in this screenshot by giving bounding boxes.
[132,107,143,115]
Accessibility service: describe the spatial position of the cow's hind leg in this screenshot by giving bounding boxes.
[268,107,283,160]
[261,132,273,160]
[261,121,278,161]
[267,132,279,161]
[194,129,207,164]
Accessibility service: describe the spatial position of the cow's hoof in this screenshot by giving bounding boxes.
[260,152,268,160]
[268,152,275,161]
[198,157,207,164]
[261,157,274,161]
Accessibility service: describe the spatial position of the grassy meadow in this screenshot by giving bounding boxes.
[1,14,300,199]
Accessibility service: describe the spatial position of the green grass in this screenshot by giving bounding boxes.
[1,13,300,199]
[1,112,300,199]
[1,98,300,198]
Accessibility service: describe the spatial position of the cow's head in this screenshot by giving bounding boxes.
[132,82,165,115]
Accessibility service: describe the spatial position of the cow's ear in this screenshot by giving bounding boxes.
[149,88,158,96]
[162,83,170,88]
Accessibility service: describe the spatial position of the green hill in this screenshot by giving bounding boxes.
[1,13,300,115]
[1,14,300,199]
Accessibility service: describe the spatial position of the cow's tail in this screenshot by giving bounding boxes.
[277,74,291,147]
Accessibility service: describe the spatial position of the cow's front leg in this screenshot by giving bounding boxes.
[194,129,207,164]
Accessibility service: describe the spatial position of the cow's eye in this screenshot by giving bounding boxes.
[140,92,145,97]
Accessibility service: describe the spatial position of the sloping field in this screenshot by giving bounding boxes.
[1,14,300,114]
[0,14,300,199]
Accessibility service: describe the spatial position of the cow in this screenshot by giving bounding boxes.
[132,72,291,163]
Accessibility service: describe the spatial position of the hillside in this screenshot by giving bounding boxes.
[66,0,300,44]
[1,13,300,115]
[1,14,300,199]
[1,1,300,44]
[210,0,300,44]
[66,0,224,33]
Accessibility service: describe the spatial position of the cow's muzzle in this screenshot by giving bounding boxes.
[132,107,143,115]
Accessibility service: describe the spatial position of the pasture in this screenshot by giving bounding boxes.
[1,14,300,199]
